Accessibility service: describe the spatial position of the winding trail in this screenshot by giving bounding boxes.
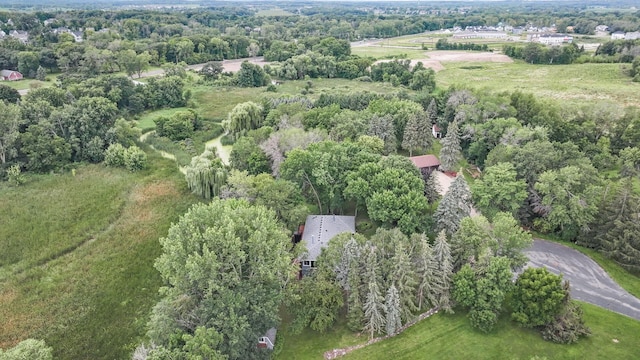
[205,134,231,165]
[139,131,186,174]
[524,239,640,321]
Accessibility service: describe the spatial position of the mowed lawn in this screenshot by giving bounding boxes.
[0,153,197,359]
[306,303,640,360]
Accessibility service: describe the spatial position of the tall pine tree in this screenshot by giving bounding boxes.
[439,119,462,172]
[391,241,418,322]
[432,230,454,312]
[601,181,640,272]
[401,113,432,156]
[414,233,436,310]
[385,285,402,336]
[427,99,438,125]
[363,245,385,339]
[434,175,472,236]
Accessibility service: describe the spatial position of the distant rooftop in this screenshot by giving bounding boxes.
[301,215,356,261]
[409,154,441,169]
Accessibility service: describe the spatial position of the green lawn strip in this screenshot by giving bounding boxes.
[0,153,198,359]
[533,233,640,300]
[275,311,362,360]
[136,107,190,130]
[343,303,640,360]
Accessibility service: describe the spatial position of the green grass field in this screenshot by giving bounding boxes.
[0,153,198,359]
[438,61,639,107]
[341,303,640,360]
[136,107,190,130]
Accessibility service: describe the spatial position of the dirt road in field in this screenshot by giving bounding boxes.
[524,239,640,320]
[373,50,512,72]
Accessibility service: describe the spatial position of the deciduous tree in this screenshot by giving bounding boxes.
[149,199,295,359]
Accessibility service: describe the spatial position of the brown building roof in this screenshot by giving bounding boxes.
[409,154,441,169]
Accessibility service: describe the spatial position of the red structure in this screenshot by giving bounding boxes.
[0,70,23,81]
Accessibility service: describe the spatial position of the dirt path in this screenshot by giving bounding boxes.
[524,239,640,321]
[205,134,231,165]
[139,131,186,174]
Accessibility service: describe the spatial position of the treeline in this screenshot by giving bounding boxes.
[0,73,187,178]
[434,39,489,52]
[503,43,584,64]
[594,39,640,63]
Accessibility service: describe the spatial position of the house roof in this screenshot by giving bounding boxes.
[409,154,441,169]
[301,215,356,261]
[264,328,277,344]
[433,124,441,132]
[0,70,19,77]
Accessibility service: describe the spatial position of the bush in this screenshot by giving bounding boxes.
[104,143,126,167]
[541,301,590,344]
[104,144,146,171]
[124,146,147,171]
[220,134,236,146]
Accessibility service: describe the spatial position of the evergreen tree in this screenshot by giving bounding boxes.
[434,175,472,236]
[346,257,364,331]
[424,171,442,207]
[385,285,402,336]
[427,98,438,125]
[363,246,386,339]
[432,230,453,312]
[439,119,462,172]
[401,113,432,156]
[414,233,435,310]
[336,237,361,292]
[602,183,640,272]
[391,241,418,322]
[35,65,47,81]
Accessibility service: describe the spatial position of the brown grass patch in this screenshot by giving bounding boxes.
[131,181,179,205]
[423,50,513,63]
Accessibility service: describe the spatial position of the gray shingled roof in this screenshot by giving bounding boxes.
[301,215,356,261]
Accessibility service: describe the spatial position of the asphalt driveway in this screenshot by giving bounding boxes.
[523,239,640,320]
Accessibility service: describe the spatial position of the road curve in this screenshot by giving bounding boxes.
[524,239,640,321]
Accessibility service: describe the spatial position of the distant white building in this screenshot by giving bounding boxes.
[611,31,626,40]
[8,30,28,43]
[625,32,640,40]
[529,33,573,45]
[595,25,609,32]
[452,31,507,40]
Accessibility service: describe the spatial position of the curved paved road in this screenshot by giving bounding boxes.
[524,239,640,320]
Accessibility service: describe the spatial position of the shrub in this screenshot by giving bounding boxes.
[104,143,127,167]
[124,146,147,172]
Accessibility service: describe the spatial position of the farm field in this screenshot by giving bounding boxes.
[356,43,638,107]
[438,61,640,107]
[0,154,198,359]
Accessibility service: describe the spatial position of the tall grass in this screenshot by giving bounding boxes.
[0,153,198,359]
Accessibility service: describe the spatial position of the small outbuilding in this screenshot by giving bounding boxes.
[0,70,23,81]
[257,328,277,350]
[432,124,442,138]
[409,154,441,175]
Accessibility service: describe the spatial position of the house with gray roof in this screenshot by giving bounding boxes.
[299,215,356,276]
[257,328,277,350]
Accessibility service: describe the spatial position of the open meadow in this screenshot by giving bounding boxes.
[0,153,198,359]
